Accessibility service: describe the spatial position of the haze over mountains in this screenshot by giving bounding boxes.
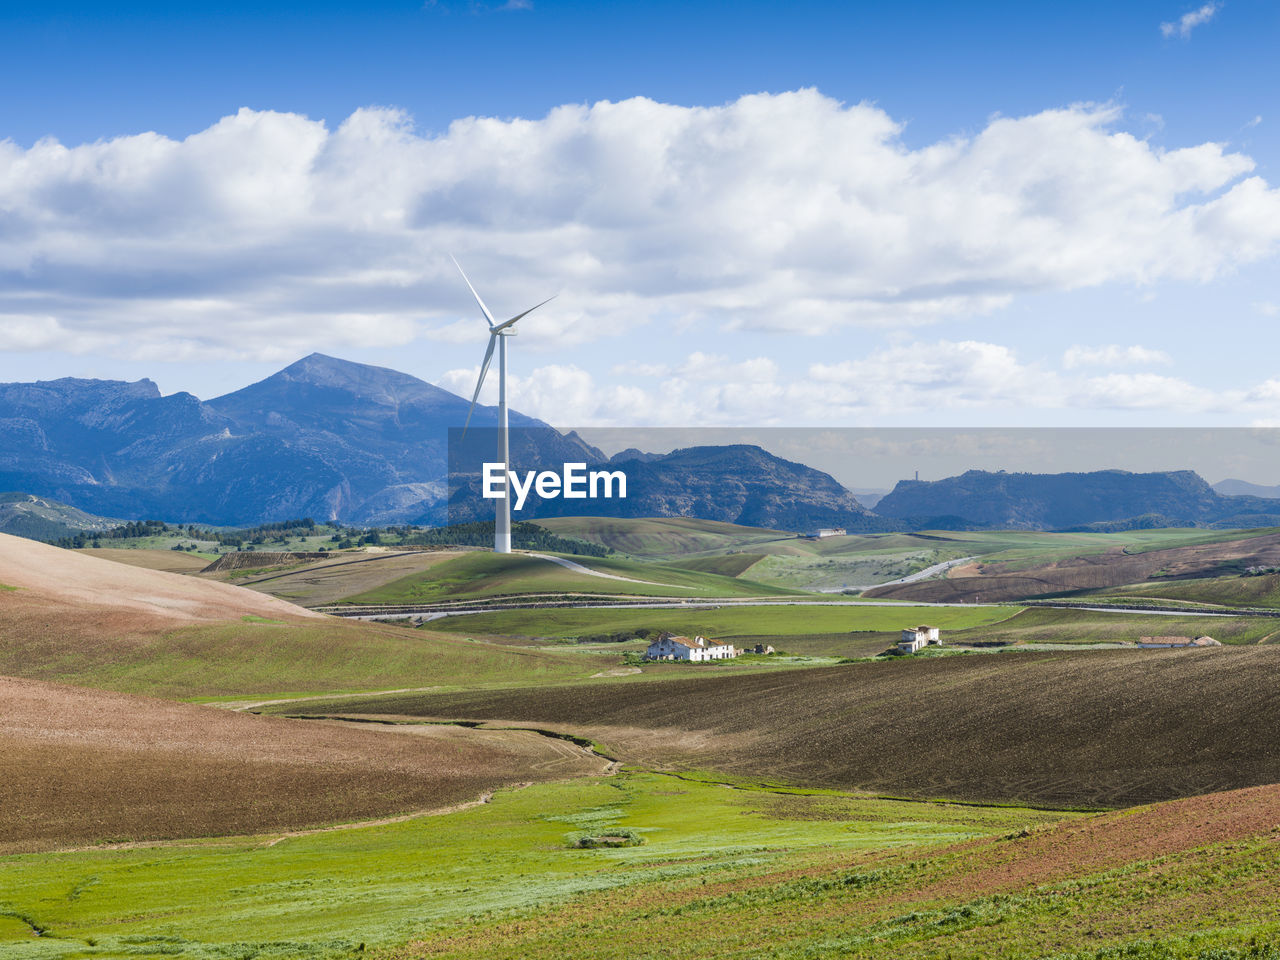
[3,353,1280,533]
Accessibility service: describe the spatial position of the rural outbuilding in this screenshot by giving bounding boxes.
[1137,635,1221,649]
[645,632,738,661]
[898,625,941,654]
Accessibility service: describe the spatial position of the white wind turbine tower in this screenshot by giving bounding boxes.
[454,256,556,554]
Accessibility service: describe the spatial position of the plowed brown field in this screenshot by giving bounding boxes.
[302,646,1280,808]
[0,675,608,853]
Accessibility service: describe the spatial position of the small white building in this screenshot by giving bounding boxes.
[804,527,847,539]
[898,625,941,654]
[645,632,738,662]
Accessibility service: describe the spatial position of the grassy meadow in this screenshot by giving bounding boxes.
[0,770,1072,959]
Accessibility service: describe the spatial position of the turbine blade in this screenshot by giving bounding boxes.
[491,294,557,333]
[451,254,497,327]
[461,333,499,437]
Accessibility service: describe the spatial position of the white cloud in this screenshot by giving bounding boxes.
[1161,2,1221,38]
[1062,344,1173,368]
[1,93,1279,361]
[434,340,1280,427]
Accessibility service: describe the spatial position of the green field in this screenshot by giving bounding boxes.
[1101,573,1280,609]
[425,602,1022,640]
[344,551,800,605]
[946,606,1280,646]
[0,616,621,701]
[0,771,1067,959]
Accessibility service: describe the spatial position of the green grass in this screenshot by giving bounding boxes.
[1101,573,1280,609]
[662,553,766,577]
[425,603,1022,640]
[378,824,1280,960]
[530,517,794,559]
[0,771,1065,959]
[0,583,15,591]
[344,552,799,605]
[947,606,1280,645]
[0,618,620,701]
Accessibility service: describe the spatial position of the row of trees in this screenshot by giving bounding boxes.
[51,515,609,558]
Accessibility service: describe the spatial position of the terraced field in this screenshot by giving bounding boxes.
[285,646,1280,807]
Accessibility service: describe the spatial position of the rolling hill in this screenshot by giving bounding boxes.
[0,674,607,853]
[0,491,118,541]
[0,532,615,698]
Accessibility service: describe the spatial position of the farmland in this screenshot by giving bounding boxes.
[283,646,1280,807]
[379,781,1280,960]
[0,533,617,698]
[343,551,798,604]
[0,770,1073,958]
[9,523,1280,957]
[425,602,1021,642]
[0,676,606,853]
[866,529,1280,603]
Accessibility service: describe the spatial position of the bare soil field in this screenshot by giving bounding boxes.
[866,531,1280,602]
[0,675,608,853]
[297,646,1280,808]
[77,547,214,573]
[0,532,321,626]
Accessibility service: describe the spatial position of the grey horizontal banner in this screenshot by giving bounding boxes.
[448,428,1280,534]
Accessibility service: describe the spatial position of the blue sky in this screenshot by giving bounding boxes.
[1,0,1278,427]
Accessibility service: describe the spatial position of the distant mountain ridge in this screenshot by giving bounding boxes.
[0,356,870,530]
[874,469,1280,531]
[0,354,579,525]
[451,443,881,531]
[5,356,1280,532]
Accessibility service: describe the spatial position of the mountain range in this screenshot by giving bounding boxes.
[874,469,1280,531]
[4,354,1280,533]
[0,355,875,530]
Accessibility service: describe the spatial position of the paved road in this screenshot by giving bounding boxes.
[831,555,978,592]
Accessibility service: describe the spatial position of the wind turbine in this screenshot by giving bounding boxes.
[454,256,555,554]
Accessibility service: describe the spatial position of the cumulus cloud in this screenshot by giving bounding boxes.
[2,93,1279,361]
[1161,2,1221,38]
[1062,344,1173,368]
[438,340,1280,427]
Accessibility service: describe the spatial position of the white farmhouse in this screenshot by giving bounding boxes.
[645,632,738,662]
[803,527,847,539]
[898,625,941,654]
